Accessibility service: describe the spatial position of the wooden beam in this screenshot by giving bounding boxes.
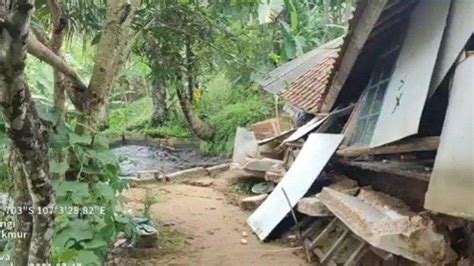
[337,136,439,157]
[336,159,431,182]
[321,0,389,113]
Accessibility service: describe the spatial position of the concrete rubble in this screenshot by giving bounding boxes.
[297,175,359,217]
[239,0,474,263]
[242,158,283,177]
[232,127,259,164]
[319,187,457,264]
[241,194,268,211]
[264,163,286,183]
[206,163,231,177]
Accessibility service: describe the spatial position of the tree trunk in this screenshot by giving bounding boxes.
[48,0,67,123]
[176,74,214,140]
[77,0,139,132]
[10,150,32,266]
[150,80,169,127]
[0,1,55,264]
[323,0,330,24]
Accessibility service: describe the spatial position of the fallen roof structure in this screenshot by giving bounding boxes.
[258,38,343,114]
[258,37,342,95]
[244,0,474,264]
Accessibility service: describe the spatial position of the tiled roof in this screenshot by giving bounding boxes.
[259,38,343,95]
[279,51,338,114]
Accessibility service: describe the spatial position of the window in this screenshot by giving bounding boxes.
[351,46,401,145]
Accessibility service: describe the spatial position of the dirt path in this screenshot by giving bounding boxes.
[120,175,309,266]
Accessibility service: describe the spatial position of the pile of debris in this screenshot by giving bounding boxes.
[235,0,474,264]
[232,117,457,264]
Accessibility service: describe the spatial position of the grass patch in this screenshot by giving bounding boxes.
[157,226,190,255]
[107,97,154,137]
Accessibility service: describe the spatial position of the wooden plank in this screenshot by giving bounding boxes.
[337,136,440,157]
[344,241,368,266]
[308,217,339,250]
[321,0,389,113]
[321,229,350,263]
[336,159,431,182]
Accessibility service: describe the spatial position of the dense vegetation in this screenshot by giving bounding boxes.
[0,0,350,264]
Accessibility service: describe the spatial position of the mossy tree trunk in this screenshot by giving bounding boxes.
[26,0,139,132]
[176,73,214,140]
[0,1,55,263]
[10,150,32,266]
[49,0,67,124]
[150,79,169,127]
[175,39,214,140]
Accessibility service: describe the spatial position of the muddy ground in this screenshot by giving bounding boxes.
[112,144,226,176]
[115,170,309,266]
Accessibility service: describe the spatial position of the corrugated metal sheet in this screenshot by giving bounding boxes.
[247,133,344,240]
[370,0,450,147]
[429,0,474,98]
[279,52,338,114]
[258,38,342,95]
[424,57,474,220]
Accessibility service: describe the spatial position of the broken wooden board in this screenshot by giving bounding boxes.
[321,0,389,113]
[232,127,259,164]
[337,136,440,157]
[247,133,344,240]
[370,0,451,147]
[336,159,431,182]
[283,117,327,143]
[320,187,457,264]
[424,57,474,220]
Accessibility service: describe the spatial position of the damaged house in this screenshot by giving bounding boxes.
[245,0,474,265]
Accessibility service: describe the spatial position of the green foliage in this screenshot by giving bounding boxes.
[142,191,159,219]
[198,74,274,155]
[29,103,134,264]
[107,97,154,136]
[107,97,191,139]
[142,123,191,139]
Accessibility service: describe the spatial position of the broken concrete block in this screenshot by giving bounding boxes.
[165,167,207,180]
[241,194,268,210]
[232,128,259,164]
[206,163,231,176]
[265,170,284,183]
[251,118,282,140]
[297,177,358,217]
[243,158,283,177]
[297,197,333,217]
[137,170,160,179]
[123,176,158,187]
[319,187,457,264]
[327,175,358,192]
[264,163,286,183]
